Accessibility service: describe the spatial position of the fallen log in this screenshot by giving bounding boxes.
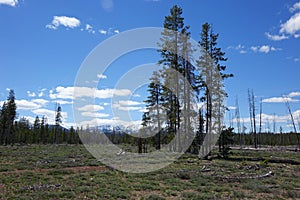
[215,171,274,180]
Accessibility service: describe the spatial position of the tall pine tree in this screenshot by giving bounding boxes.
[197,23,232,156]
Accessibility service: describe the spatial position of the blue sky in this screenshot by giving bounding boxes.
[1,0,300,132]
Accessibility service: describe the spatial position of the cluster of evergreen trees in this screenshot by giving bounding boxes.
[0,90,80,145]
[138,5,232,155]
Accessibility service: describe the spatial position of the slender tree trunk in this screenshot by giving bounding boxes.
[285,99,300,149]
[251,90,257,148]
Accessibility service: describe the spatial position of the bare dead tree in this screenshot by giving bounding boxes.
[259,98,262,134]
[235,96,242,147]
[258,98,262,148]
[285,97,300,149]
[273,113,276,134]
[248,89,257,148]
[248,89,254,134]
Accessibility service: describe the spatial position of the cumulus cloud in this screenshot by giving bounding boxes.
[227,44,247,54]
[27,91,36,97]
[288,91,300,97]
[14,99,48,110]
[46,16,81,30]
[81,112,109,118]
[78,104,104,112]
[289,1,300,12]
[53,100,73,105]
[99,28,120,35]
[112,100,143,111]
[118,100,143,106]
[251,45,281,53]
[262,97,299,103]
[49,86,131,100]
[227,106,237,110]
[280,12,300,35]
[97,73,107,79]
[266,2,300,41]
[265,32,288,41]
[31,99,48,106]
[15,100,43,110]
[99,29,107,35]
[0,0,18,7]
[38,88,46,97]
[81,24,95,34]
[235,109,300,130]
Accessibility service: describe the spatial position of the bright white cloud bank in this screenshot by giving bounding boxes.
[50,86,132,100]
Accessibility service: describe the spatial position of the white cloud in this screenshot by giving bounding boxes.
[97,73,107,79]
[132,94,141,97]
[101,0,113,12]
[31,99,48,106]
[46,16,81,30]
[251,45,281,53]
[112,100,143,111]
[99,29,107,35]
[83,24,95,34]
[227,44,247,54]
[27,91,36,97]
[50,86,132,100]
[250,46,258,52]
[15,100,42,110]
[266,3,300,40]
[14,99,48,110]
[228,106,237,110]
[262,97,299,103]
[118,100,143,106]
[235,109,300,129]
[259,45,271,53]
[38,88,46,97]
[288,91,300,97]
[78,104,104,112]
[53,100,73,105]
[0,0,18,7]
[265,32,288,41]
[99,28,119,35]
[2,98,49,112]
[289,1,300,12]
[81,112,109,118]
[280,12,300,35]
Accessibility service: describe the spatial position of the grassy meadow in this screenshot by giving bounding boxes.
[0,145,299,199]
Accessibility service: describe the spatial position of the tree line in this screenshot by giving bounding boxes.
[0,89,80,145]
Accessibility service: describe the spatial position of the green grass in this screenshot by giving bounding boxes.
[0,145,299,199]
